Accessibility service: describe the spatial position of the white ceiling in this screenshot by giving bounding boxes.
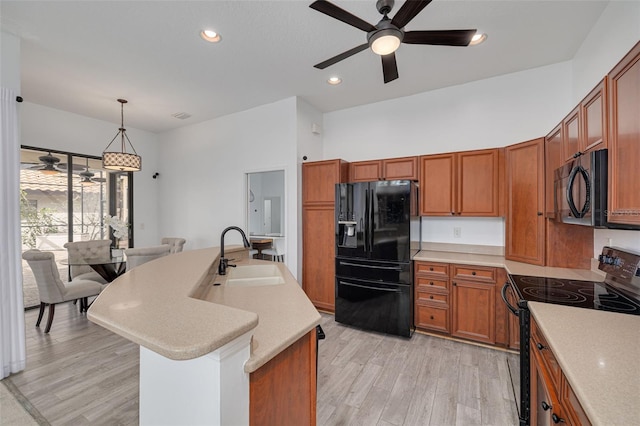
[1,1,609,133]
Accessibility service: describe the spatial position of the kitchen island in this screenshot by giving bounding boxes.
[88,246,321,426]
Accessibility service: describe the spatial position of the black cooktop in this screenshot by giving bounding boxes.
[509,275,640,315]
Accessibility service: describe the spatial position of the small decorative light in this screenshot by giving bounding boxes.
[327,76,342,85]
[200,29,221,43]
[102,99,142,172]
[469,33,487,46]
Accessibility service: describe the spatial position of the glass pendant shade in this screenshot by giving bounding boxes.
[102,99,142,172]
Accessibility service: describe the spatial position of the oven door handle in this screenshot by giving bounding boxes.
[501,282,520,316]
[338,261,404,272]
[338,281,402,293]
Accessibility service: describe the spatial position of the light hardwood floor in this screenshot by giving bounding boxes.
[7,303,518,425]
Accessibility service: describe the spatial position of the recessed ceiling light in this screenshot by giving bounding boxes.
[327,76,342,85]
[200,29,221,43]
[469,33,487,46]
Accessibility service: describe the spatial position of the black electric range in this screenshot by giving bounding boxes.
[502,246,640,426]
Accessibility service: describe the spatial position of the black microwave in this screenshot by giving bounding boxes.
[554,149,608,227]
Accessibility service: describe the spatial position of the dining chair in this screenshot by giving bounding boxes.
[125,244,171,269]
[262,237,286,262]
[63,239,111,284]
[22,250,104,333]
[160,237,186,254]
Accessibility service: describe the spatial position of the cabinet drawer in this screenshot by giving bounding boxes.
[531,319,561,390]
[415,305,449,334]
[416,291,448,305]
[415,261,449,278]
[452,265,496,283]
[416,277,449,293]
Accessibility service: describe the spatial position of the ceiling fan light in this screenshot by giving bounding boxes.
[40,166,60,175]
[80,176,95,185]
[370,30,401,56]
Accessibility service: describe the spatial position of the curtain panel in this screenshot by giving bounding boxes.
[0,87,26,379]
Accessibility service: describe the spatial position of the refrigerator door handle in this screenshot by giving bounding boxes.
[338,261,404,272]
[369,186,374,253]
[364,188,370,253]
[338,281,403,293]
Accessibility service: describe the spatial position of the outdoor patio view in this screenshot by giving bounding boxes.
[20,147,131,309]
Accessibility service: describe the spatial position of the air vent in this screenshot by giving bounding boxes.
[171,112,192,120]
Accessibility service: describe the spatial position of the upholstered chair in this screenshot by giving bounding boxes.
[22,250,104,333]
[125,244,171,269]
[160,237,186,254]
[262,237,286,262]
[63,240,111,284]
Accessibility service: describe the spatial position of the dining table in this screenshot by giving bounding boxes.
[62,255,127,283]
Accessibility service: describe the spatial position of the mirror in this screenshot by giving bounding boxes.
[247,170,284,237]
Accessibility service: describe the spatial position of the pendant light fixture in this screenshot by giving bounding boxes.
[79,157,95,185]
[102,99,141,172]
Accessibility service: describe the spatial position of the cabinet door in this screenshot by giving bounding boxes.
[457,149,500,216]
[544,124,563,218]
[383,156,419,180]
[505,138,545,265]
[420,153,455,215]
[451,280,495,344]
[582,79,608,153]
[608,42,640,227]
[302,160,348,204]
[530,346,557,426]
[562,106,581,162]
[350,160,382,182]
[415,304,449,334]
[302,205,336,311]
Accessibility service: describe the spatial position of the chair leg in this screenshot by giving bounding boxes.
[44,303,55,333]
[83,297,89,312]
[36,302,46,327]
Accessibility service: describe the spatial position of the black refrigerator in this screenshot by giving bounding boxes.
[335,180,420,337]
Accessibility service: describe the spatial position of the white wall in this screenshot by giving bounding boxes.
[571,1,640,102]
[157,97,300,276]
[1,31,21,92]
[19,102,161,247]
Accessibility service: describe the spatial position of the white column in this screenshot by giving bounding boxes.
[139,331,252,426]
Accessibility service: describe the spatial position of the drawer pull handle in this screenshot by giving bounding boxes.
[429,282,434,285]
[536,342,546,351]
[429,267,434,271]
[429,295,434,299]
[471,271,476,276]
[430,315,434,320]
[552,413,565,424]
[541,401,551,411]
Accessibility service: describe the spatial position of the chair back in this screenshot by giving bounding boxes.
[22,250,66,304]
[161,237,186,254]
[125,244,171,269]
[272,237,286,255]
[64,240,111,279]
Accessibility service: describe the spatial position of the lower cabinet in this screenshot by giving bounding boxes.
[250,329,317,426]
[530,316,590,426]
[414,261,499,346]
[302,205,336,312]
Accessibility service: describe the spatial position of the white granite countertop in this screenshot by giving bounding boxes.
[529,302,640,425]
[88,247,320,373]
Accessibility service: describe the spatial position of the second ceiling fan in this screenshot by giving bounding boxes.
[310,0,478,83]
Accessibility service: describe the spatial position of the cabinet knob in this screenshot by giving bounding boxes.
[429,267,434,271]
[430,315,434,320]
[429,281,434,285]
[429,295,434,299]
[552,413,565,424]
[541,401,551,411]
[453,282,457,286]
[537,212,543,216]
[536,342,546,351]
[471,271,476,276]
[450,212,455,216]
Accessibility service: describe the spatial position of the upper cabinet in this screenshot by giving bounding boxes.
[302,159,349,205]
[607,41,640,227]
[562,105,581,163]
[349,156,419,182]
[544,124,563,218]
[420,148,502,217]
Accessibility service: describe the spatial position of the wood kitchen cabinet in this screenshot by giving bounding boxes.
[349,156,419,182]
[451,265,496,345]
[505,138,545,265]
[607,41,640,227]
[562,105,581,163]
[581,78,608,154]
[530,316,591,426]
[302,159,349,312]
[414,261,450,334]
[544,124,563,218]
[250,329,317,426]
[419,148,501,217]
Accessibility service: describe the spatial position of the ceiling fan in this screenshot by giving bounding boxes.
[310,0,477,83]
[25,152,63,175]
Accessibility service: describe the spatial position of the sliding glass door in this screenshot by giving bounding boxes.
[19,147,133,309]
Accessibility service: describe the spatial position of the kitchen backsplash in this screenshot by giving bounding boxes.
[421,217,505,247]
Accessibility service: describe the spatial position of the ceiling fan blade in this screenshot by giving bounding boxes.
[403,29,477,46]
[381,53,399,84]
[391,0,433,29]
[309,0,376,33]
[314,43,369,69]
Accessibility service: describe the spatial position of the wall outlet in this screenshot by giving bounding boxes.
[453,227,462,238]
